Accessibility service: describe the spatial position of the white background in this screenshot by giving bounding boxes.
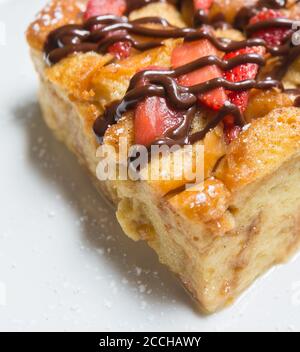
[0,0,300,331]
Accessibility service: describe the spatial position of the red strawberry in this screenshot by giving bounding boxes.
[108,40,132,59]
[134,66,184,146]
[222,46,265,143]
[223,46,265,112]
[85,0,130,59]
[135,97,184,146]
[84,0,126,20]
[249,9,290,46]
[106,30,132,59]
[224,125,242,144]
[171,38,227,110]
[222,112,242,143]
[193,0,213,11]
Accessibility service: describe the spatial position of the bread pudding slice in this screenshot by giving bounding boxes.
[27,0,300,312]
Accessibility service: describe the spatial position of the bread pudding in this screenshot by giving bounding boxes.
[26,0,300,312]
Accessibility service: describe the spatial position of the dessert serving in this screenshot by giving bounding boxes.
[27,0,300,313]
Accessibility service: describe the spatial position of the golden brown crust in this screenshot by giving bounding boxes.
[216,107,300,191]
[26,0,86,51]
[169,177,230,223]
[91,40,180,110]
[129,2,186,27]
[28,0,300,218]
[245,89,294,122]
[210,0,256,23]
[27,0,300,312]
[27,0,300,224]
[45,52,112,102]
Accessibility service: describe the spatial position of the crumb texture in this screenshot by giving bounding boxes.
[27,0,300,312]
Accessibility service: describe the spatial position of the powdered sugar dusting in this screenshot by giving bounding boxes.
[31,0,83,33]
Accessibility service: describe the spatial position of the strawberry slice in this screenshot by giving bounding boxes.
[223,46,265,113]
[106,30,132,59]
[222,46,265,143]
[171,38,227,110]
[224,125,242,144]
[193,0,213,11]
[84,0,130,59]
[249,9,290,46]
[134,66,184,147]
[84,0,126,20]
[108,40,132,59]
[135,97,184,146]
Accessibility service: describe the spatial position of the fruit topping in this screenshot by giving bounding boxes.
[222,46,265,142]
[193,0,214,12]
[84,0,126,20]
[135,96,185,147]
[84,0,130,59]
[249,9,290,47]
[134,67,184,147]
[171,37,227,110]
[223,46,266,113]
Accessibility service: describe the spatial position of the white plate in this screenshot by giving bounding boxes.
[0,0,300,332]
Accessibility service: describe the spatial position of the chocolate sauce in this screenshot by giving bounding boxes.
[294,96,300,107]
[45,15,294,66]
[93,61,281,144]
[259,0,287,9]
[44,15,174,64]
[126,0,162,13]
[269,43,300,79]
[126,0,178,13]
[44,0,300,147]
[234,0,287,29]
[245,18,294,35]
[193,7,233,29]
[194,9,209,26]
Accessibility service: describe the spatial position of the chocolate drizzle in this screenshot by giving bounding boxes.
[245,18,294,35]
[45,16,290,65]
[126,0,178,13]
[268,36,300,79]
[44,15,174,64]
[44,0,300,147]
[234,0,288,29]
[93,63,281,144]
[294,95,300,107]
[194,9,210,26]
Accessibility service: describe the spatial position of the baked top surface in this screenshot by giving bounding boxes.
[27,0,300,227]
[2,0,300,328]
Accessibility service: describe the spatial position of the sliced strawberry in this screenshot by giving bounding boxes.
[222,113,242,144]
[84,0,126,20]
[193,0,213,11]
[222,46,265,143]
[106,30,132,59]
[224,125,242,144]
[223,46,265,112]
[171,38,227,110]
[135,97,184,146]
[85,0,130,59]
[249,9,290,46]
[134,66,184,146]
[108,40,132,59]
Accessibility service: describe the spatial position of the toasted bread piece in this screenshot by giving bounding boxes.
[27,0,300,312]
